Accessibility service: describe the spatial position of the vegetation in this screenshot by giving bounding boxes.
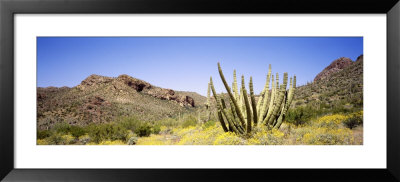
[37,107,363,145]
[37,57,363,145]
[135,110,362,145]
[209,63,296,136]
[37,117,159,145]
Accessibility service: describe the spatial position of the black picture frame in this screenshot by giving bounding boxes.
[1,0,399,181]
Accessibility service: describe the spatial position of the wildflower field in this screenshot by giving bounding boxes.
[37,111,362,145]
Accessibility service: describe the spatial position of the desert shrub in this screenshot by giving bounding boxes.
[86,123,129,143]
[155,118,180,128]
[202,120,216,129]
[53,122,71,134]
[78,134,91,144]
[343,111,363,129]
[313,111,362,129]
[331,105,352,114]
[248,127,285,145]
[115,117,144,131]
[37,139,49,145]
[51,122,86,138]
[286,106,313,125]
[61,134,76,144]
[127,136,138,145]
[116,117,161,136]
[314,114,348,129]
[46,133,65,145]
[134,124,152,137]
[151,124,161,134]
[182,115,198,128]
[69,125,86,138]
[37,129,52,139]
[300,127,354,145]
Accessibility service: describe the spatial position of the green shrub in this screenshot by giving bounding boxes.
[116,117,143,131]
[343,111,363,129]
[37,129,52,139]
[51,122,86,138]
[151,124,161,134]
[46,133,64,145]
[182,115,197,128]
[286,106,313,126]
[53,122,71,134]
[202,120,216,129]
[151,118,180,128]
[86,123,129,143]
[135,124,152,137]
[69,125,86,138]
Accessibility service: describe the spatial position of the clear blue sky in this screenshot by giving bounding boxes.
[37,37,363,96]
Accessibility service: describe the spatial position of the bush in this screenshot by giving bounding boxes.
[134,124,152,137]
[37,139,49,145]
[116,117,143,131]
[37,129,51,139]
[86,123,129,143]
[51,122,86,138]
[61,134,76,144]
[343,111,363,129]
[182,115,197,128]
[314,114,348,129]
[300,127,354,145]
[248,127,286,145]
[78,134,91,144]
[53,122,71,134]
[116,117,160,136]
[202,120,216,129]
[151,124,161,134]
[69,125,86,138]
[46,133,64,145]
[154,118,180,128]
[286,106,313,126]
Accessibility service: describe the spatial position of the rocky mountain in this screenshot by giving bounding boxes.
[37,55,363,130]
[293,55,363,111]
[314,55,363,82]
[37,74,205,130]
[314,57,352,82]
[77,74,195,107]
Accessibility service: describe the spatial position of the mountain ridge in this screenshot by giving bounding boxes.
[37,74,206,129]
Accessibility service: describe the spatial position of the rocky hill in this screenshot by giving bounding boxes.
[37,74,206,130]
[293,55,363,112]
[314,57,353,82]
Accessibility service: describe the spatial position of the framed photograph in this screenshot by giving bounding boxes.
[1,0,399,181]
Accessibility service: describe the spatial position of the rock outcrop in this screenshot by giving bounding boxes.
[77,74,195,107]
[314,57,353,82]
[356,54,363,62]
[78,74,113,88]
[116,74,152,92]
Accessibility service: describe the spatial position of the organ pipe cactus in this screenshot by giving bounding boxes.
[206,83,211,109]
[205,82,212,121]
[209,62,296,135]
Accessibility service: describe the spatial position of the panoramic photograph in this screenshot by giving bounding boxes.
[36,37,363,145]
